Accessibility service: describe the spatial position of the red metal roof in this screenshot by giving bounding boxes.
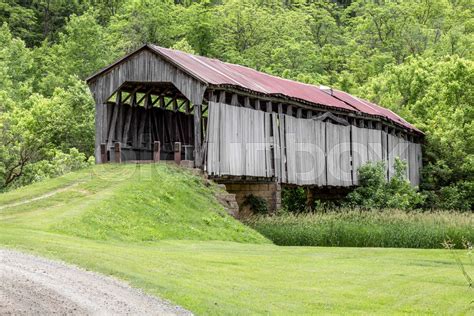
[150,45,420,133]
[87,44,421,134]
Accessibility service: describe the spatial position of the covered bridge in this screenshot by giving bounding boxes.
[86,44,423,211]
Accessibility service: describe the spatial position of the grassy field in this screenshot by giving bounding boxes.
[0,164,472,314]
[246,211,474,249]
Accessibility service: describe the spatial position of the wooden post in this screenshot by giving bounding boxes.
[107,91,121,147]
[153,141,161,162]
[114,142,121,163]
[266,101,272,113]
[95,102,104,163]
[185,100,191,114]
[194,104,202,168]
[100,143,107,163]
[174,142,182,165]
[231,94,238,106]
[244,96,251,108]
[219,91,226,103]
[296,108,302,118]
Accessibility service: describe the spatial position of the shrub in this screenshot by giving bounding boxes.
[346,159,424,210]
[11,148,93,188]
[243,194,268,214]
[245,209,474,249]
[281,187,306,213]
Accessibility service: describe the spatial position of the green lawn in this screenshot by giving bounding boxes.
[0,165,472,315]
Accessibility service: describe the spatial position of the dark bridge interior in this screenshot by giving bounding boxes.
[103,82,198,162]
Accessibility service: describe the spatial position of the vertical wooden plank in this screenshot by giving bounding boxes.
[351,126,369,185]
[154,141,161,162]
[219,91,226,103]
[194,103,202,168]
[122,104,132,145]
[100,143,107,163]
[244,96,251,108]
[256,109,266,176]
[101,102,108,156]
[116,95,124,143]
[137,107,146,148]
[255,99,261,111]
[265,101,272,177]
[279,113,287,183]
[388,132,401,180]
[219,102,229,174]
[285,115,296,184]
[400,135,410,179]
[228,105,241,175]
[231,94,238,106]
[415,143,422,186]
[114,142,121,163]
[340,125,352,186]
[174,142,181,164]
[314,120,326,186]
[206,102,219,175]
[240,107,248,175]
[107,92,121,146]
[296,108,302,118]
[272,113,281,182]
[131,106,139,148]
[368,129,383,162]
[295,118,313,185]
[326,122,339,186]
[381,128,389,180]
[95,102,103,163]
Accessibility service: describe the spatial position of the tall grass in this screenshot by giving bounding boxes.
[245,210,474,249]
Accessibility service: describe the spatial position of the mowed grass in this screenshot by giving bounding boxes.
[246,211,474,249]
[0,164,266,243]
[0,165,472,314]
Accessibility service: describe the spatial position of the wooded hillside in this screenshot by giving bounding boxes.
[0,0,472,209]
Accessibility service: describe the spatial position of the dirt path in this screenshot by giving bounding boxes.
[0,183,81,211]
[0,249,192,315]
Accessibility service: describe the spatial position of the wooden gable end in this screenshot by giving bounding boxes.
[87,48,208,106]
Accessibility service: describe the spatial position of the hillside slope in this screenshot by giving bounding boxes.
[0,164,267,244]
[0,165,472,314]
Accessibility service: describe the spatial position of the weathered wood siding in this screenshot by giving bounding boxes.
[207,102,422,186]
[207,102,269,177]
[88,49,207,106]
[408,142,422,187]
[326,123,352,186]
[351,126,385,184]
[88,49,207,161]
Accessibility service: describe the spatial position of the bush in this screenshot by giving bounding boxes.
[11,148,93,189]
[245,210,474,249]
[243,194,268,214]
[424,181,473,211]
[346,159,424,210]
[281,187,306,213]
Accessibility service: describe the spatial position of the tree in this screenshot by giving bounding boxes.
[360,56,473,210]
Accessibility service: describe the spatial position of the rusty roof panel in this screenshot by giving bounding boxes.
[88,44,420,133]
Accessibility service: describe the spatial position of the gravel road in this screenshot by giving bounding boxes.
[0,249,192,315]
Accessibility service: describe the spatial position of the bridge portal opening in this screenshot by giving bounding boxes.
[102,82,199,163]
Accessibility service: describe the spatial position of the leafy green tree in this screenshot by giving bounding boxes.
[34,11,118,95]
[361,56,473,210]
